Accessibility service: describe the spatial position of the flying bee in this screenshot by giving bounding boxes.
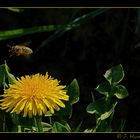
[8,42,33,57]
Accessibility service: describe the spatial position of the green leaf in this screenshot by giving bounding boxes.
[114,85,129,99]
[0,25,63,41]
[73,121,82,132]
[95,81,110,97]
[84,128,94,133]
[41,122,52,132]
[86,98,105,114]
[4,62,15,84]
[69,8,110,28]
[56,120,71,132]
[100,102,117,120]
[52,122,71,132]
[104,64,124,85]
[63,121,71,131]
[55,79,79,118]
[0,62,15,87]
[55,102,72,117]
[67,78,80,105]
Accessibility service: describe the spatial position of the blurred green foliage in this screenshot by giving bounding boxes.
[0,8,139,132]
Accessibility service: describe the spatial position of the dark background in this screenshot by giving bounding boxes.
[0,8,140,132]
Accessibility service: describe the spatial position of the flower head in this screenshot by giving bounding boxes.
[0,73,69,118]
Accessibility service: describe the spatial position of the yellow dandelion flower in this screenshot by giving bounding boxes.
[0,73,69,118]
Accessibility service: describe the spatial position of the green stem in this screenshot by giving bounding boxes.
[49,116,52,125]
[93,119,101,132]
[34,116,43,132]
[3,113,6,132]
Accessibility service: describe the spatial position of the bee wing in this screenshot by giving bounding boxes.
[20,40,32,46]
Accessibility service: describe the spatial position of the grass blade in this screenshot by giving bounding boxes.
[35,8,110,53]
